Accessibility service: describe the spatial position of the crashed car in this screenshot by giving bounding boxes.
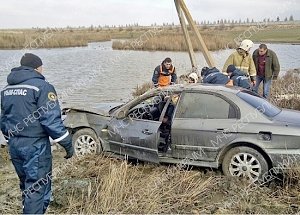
[63,84,300,181]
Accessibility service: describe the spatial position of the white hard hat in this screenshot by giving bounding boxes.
[239,39,254,52]
[188,73,199,83]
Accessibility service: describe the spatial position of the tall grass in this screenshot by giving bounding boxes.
[132,82,153,98]
[51,155,219,214]
[270,69,300,110]
[0,30,111,49]
[1,23,299,50]
[112,32,233,51]
[47,155,300,214]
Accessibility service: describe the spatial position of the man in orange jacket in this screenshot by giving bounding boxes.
[152,58,177,87]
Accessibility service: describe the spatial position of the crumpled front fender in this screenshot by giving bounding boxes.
[63,111,90,129]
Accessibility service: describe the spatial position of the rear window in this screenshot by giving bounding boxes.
[237,91,281,117]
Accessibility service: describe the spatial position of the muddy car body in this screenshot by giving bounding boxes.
[63,84,300,181]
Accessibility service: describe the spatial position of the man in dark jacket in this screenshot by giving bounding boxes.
[152,57,177,87]
[201,67,232,85]
[253,44,280,98]
[0,53,74,214]
[227,65,252,89]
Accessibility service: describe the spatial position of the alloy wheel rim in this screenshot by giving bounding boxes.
[229,152,261,182]
[75,135,97,156]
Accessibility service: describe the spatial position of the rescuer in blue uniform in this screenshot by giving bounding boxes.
[201,67,231,85]
[0,53,74,214]
[226,64,252,89]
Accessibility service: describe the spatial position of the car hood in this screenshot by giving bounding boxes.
[64,102,124,116]
[272,109,300,126]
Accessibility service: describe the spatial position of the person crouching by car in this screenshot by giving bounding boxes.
[152,57,177,87]
[226,65,252,89]
[201,67,233,86]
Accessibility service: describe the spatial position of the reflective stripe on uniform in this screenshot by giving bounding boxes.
[238,66,250,70]
[236,66,250,75]
[53,131,69,142]
[2,84,40,92]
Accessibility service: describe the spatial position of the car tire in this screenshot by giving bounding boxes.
[222,146,269,182]
[72,128,102,157]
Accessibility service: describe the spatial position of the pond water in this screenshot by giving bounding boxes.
[0,41,299,107]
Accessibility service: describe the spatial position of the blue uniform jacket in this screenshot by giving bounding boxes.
[0,66,72,150]
[230,69,252,89]
[202,67,229,85]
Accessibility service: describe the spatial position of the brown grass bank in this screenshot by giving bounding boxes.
[1,151,299,214]
[0,29,111,49]
[112,32,233,52]
[1,23,299,50]
[271,69,300,109]
[49,156,299,214]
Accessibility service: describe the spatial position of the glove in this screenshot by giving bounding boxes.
[64,145,74,159]
[56,133,74,159]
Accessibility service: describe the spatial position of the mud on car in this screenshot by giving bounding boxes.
[63,84,300,181]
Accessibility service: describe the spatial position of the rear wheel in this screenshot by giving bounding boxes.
[72,128,102,156]
[222,146,269,182]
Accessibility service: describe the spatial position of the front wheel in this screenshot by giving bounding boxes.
[72,128,102,157]
[222,146,269,182]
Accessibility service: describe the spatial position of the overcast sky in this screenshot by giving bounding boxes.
[0,0,299,28]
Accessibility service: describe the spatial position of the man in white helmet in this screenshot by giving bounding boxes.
[188,73,199,83]
[222,39,256,86]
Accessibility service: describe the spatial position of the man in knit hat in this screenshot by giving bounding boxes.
[226,65,252,89]
[0,53,74,214]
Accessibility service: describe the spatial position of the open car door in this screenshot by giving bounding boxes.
[105,94,167,163]
[106,117,160,163]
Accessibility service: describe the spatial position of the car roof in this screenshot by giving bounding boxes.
[145,83,243,96]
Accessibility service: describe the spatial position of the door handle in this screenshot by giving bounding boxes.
[142,129,153,135]
[216,128,229,134]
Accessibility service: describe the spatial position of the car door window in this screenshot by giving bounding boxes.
[175,92,237,119]
[128,95,166,121]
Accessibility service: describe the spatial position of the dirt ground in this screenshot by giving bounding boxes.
[0,146,21,213]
